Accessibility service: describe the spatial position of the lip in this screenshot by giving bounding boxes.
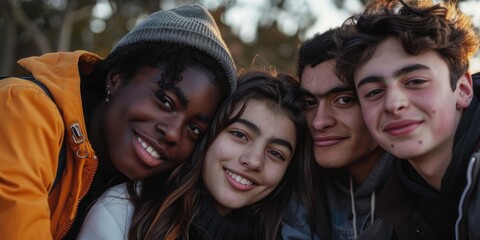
[224,168,256,191]
[382,119,422,137]
[133,130,169,168]
[313,136,348,147]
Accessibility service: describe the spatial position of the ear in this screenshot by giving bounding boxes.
[105,70,124,95]
[456,72,474,109]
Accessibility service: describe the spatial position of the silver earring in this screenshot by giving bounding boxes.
[456,104,461,110]
[105,90,111,103]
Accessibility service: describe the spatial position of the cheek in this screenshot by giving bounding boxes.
[417,93,458,131]
[265,163,289,187]
[430,106,458,133]
[204,145,219,168]
[359,104,380,131]
[203,137,228,168]
[177,141,195,160]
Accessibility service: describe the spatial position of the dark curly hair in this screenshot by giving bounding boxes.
[335,0,479,90]
[296,28,338,80]
[88,41,231,101]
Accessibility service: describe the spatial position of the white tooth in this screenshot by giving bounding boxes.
[225,169,253,186]
[137,136,161,159]
[146,146,153,153]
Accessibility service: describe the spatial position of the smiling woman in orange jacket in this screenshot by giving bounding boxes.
[0,5,236,239]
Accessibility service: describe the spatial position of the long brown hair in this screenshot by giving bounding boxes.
[127,70,316,239]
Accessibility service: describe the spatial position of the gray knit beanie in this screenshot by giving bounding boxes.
[111,5,236,93]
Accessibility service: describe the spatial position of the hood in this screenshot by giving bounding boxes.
[355,152,395,197]
[443,72,480,196]
[17,51,103,140]
[398,72,480,200]
[325,151,394,197]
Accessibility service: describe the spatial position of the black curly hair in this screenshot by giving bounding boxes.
[87,41,230,102]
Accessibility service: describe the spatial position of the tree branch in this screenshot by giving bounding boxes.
[6,0,52,53]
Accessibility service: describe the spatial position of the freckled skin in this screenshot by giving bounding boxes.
[354,37,465,161]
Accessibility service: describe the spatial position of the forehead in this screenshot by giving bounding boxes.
[301,60,342,90]
[175,67,216,93]
[301,60,351,95]
[175,67,221,119]
[355,37,449,83]
[235,100,296,140]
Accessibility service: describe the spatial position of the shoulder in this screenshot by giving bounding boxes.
[281,194,320,239]
[473,72,480,97]
[0,77,57,105]
[95,183,133,211]
[77,183,134,240]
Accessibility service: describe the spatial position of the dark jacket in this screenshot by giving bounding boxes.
[359,162,440,240]
[455,72,480,240]
[282,152,394,240]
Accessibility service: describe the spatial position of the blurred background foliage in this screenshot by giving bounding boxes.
[1,0,478,77]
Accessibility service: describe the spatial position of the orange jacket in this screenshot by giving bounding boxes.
[0,51,101,239]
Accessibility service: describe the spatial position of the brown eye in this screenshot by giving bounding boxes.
[268,149,285,161]
[230,130,247,140]
[156,91,173,111]
[187,123,202,137]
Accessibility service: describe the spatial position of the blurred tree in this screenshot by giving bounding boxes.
[0,0,477,76]
[0,0,330,76]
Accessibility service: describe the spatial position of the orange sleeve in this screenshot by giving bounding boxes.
[0,79,64,240]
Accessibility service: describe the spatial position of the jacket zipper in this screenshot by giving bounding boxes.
[59,154,98,239]
[454,155,478,240]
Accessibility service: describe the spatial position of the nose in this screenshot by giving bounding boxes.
[239,148,264,171]
[310,103,336,132]
[156,116,183,146]
[384,87,408,114]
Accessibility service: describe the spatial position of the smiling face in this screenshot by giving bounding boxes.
[301,60,382,174]
[354,37,472,166]
[103,66,222,180]
[202,100,296,216]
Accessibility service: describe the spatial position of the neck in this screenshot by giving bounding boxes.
[214,201,231,216]
[88,102,119,179]
[407,138,454,191]
[347,146,384,184]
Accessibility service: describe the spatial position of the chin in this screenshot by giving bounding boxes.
[315,156,345,168]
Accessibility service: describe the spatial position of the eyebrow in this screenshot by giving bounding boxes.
[236,118,261,135]
[314,84,353,99]
[167,85,212,124]
[170,85,212,124]
[197,113,212,124]
[270,138,294,154]
[236,118,294,153]
[169,85,189,109]
[357,64,431,89]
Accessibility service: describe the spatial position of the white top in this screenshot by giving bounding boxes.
[76,183,134,240]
